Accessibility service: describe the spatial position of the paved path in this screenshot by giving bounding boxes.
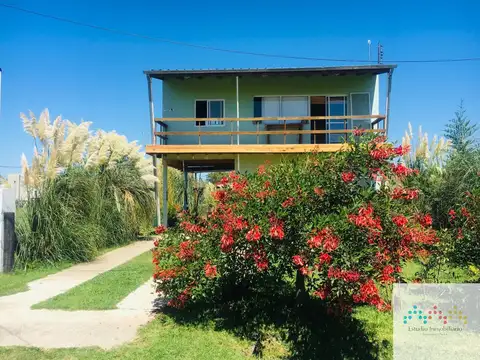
[0,241,157,349]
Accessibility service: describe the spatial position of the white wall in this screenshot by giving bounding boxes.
[7,173,26,201]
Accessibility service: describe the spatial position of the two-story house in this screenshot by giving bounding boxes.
[144,65,396,225]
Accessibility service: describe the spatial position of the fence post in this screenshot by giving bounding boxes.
[0,187,16,273]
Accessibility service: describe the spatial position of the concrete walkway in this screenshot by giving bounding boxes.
[0,241,157,349]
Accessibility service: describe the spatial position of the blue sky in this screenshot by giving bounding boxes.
[0,0,479,176]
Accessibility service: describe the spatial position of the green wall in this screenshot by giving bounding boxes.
[162,74,376,145]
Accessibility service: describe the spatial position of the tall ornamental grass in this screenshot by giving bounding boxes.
[15,109,156,267]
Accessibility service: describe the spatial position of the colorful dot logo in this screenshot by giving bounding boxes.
[402,304,467,326]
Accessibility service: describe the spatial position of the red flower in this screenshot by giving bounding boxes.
[328,266,341,279]
[394,145,410,156]
[228,171,240,181]
[392,187,419,200]
[343,270,361,283]
[292,255,305,267]
[180,221,208,234]
[381,265,395,283]
[354,279,379,304]
[155,225,167,234]
[449,209,456,221]
[153,239,159,247]
[420,214,433,227]
[204,263,217,278]
[314,187,325,196]
[313,286,330,300]
[341,172,356,183]
[370,146,394,160]
[318,253,332,265]
[232,180,248,195]
[233,216,248,230]
[348,204,382,230]
[307,227,339,251]
[257,165,266,175]
[401,227,438,245]
[461,207,470,218]
[269,217,285,240]
[220,234,234,253]
[212,190,228,202]
[281,197,295,208]
[216,176,229,186]
[392,215,408,227]
[391,163,415,177]
[177,241,197,261]
[353,127,366,137]
[457,228,464,239]
[253,250,269,271]
[246,225,262,242]
[167,285,193,309]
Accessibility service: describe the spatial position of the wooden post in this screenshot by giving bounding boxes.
[283,119,287,144]
[162,159,169,227]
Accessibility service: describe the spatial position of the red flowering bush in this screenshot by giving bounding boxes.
[153,134,438,314]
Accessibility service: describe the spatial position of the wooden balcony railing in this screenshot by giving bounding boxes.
[153,115,386,145]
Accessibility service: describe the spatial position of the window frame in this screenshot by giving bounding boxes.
[194,99,226,127]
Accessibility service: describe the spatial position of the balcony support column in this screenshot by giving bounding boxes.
[385,69,394,136]
[162,158,168,227]
[183,161,189,211]
[147,74,161,226]
[236,76,241,172]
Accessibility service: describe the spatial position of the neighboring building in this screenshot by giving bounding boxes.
[7,174,26,202]
[144,65,396,225]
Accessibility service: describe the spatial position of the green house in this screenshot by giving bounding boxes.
[144,65,396,225]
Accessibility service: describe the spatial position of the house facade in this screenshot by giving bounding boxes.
[144,65,396,225]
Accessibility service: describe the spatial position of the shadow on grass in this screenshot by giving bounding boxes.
[160,281,382,360]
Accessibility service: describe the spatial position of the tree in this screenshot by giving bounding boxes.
[206,171,229,184]
[153,134,437,314]
[444,100,478,152]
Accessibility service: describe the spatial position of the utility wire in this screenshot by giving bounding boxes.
[1,3,480,64]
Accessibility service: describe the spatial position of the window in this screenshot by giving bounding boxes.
[195,100,225,126]
[254,96,308,124]
[327,96,347,144]
[350,93,371,130]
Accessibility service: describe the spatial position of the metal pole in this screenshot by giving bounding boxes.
[0,68,2,118]
[183,161,189,211]
[236,76,240,172]
[385,69,394,137]
[147,75,161,226]
[162,159,168,226]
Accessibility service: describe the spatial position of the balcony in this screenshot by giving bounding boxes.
[145,115,386,155]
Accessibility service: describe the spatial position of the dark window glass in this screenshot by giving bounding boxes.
[195,100,207,126]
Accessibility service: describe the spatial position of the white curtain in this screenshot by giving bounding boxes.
[262,96,308,124]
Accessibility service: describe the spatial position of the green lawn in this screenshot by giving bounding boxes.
[0,314,286,360]
[33,250,153,310]
[0,262,72,297]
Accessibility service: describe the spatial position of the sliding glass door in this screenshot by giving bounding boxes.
[327,96,347,144]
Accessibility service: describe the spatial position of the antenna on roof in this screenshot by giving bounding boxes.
[377,42,384,64]
[368,40,371,63]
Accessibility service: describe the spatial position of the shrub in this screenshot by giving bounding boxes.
[443,174,480,270]
[153,133,438,318]
[15,109,156,266]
